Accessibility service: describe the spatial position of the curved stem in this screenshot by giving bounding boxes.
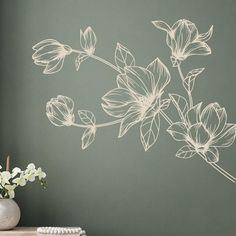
[211,163,236,181]
[71,49,120,73]
[201,155,236,183]
[90,55,120,73]
[177,64,193,107]
[160,110,236,183]
[71,49,84,54]
[72,123,87,128]
[96,119,122,128]
[177,64,185,81]
[187,91,193,108]
[70,49,122,129]
[160,110,172,126]
[72,118,122,129]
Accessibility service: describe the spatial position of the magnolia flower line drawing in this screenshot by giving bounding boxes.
[32,19,236,182]
[152,19,213,67]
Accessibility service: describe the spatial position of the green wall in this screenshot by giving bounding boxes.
[1,0,236,235]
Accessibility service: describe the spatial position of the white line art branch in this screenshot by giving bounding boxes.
[72,119,122,129]
[72,49,120,73]
[32,20,236,182]
[177,65,193,108]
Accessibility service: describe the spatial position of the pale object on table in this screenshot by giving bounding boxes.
[0,199,20,230]
[37,227,86,235]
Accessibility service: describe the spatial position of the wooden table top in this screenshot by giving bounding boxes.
[0,227,82,235]
[0,227,37,235]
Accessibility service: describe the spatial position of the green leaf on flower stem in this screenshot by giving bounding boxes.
[75,53,89,71]
[78,110,97,149]
[169,94,189,122]
[78,110,96,125]
[81,126,96,150]
[160,99,171,110]
[115,43,135,73]
[183,68,204,92]
[140,113,160,151]
[176,145,196,159]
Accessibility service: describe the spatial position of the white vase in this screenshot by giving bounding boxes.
[0,199,21,230]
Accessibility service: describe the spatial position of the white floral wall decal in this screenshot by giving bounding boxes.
[32,19,236,182]
[152,19,213,67]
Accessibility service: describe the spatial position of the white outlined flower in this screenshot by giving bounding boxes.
[46,95,75,127]
[152,19,213,66]
[80,27,97,56]
[32,39,72,74]
[102,58,170,138]
[167,103,236,162]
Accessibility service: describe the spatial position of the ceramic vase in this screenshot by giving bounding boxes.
[0,199,20,230]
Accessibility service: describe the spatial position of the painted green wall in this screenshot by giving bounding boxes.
[1,0,236,235]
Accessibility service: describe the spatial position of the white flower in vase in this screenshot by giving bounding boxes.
[0,158,47,230]
[0,160,46,199]
[4,185,16,199]
[12,174,27,187]
[36,168,47,180]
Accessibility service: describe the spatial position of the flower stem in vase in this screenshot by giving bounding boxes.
[6,156,10,171]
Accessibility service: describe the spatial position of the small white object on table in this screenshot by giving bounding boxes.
[37,227,86,235]
[0,227,86,236]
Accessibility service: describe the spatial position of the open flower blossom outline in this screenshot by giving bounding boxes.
[102,58,171,138]
[152,19,213,66]
[46,95,75,127]
[167,103,236,163]
[32,39,72,74]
